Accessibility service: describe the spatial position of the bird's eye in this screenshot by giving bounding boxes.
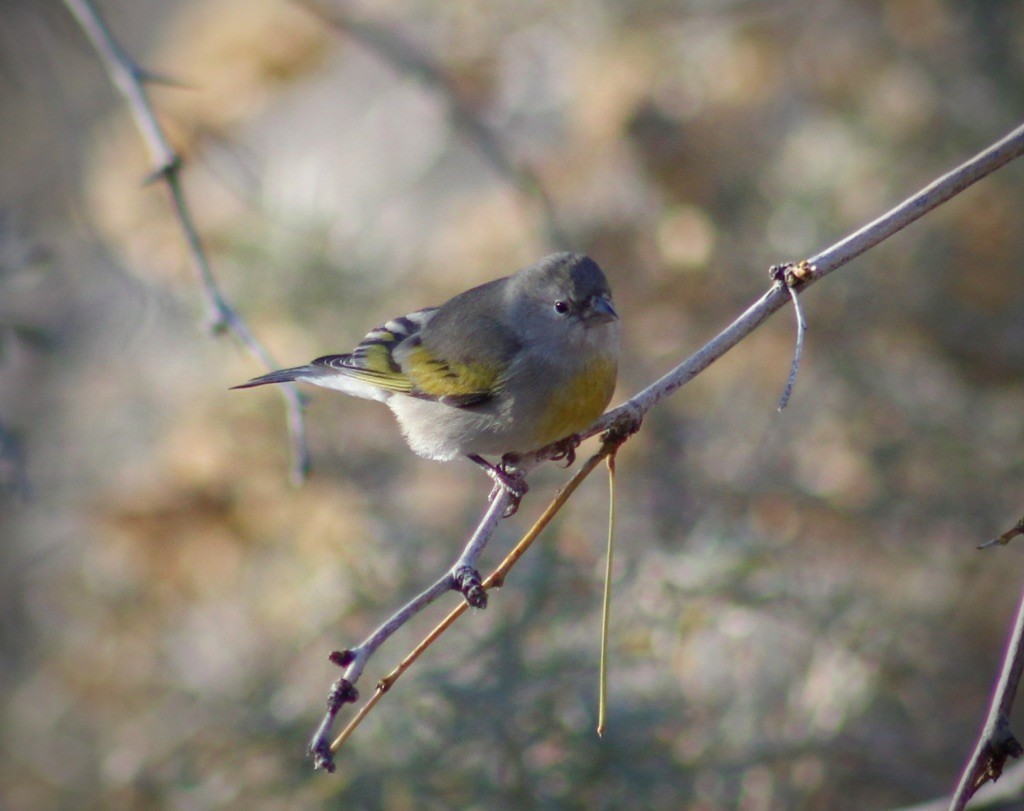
[553,300,571,315]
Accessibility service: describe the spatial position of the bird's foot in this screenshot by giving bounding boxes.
[469,454,529,517]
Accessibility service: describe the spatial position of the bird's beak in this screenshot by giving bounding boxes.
[587,294,619,325]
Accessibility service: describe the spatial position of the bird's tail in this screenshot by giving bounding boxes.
[231,365,316,389]
[231,357,391,402]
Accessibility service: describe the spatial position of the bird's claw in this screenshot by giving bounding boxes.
[488,465,528,517]
[549,436,581,467]
[469,454,529,516]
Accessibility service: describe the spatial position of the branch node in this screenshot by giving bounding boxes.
[307,676,359,772]
[208,313,231,337]
[328,649,356,668]
[770,261,813,411]
[452,565,487,609]
[602,406,643,452]
[975,731,1022,789]
[326,677,359,709]
[310,738,336,773]
[769,259,817,289]
[141,155,182,187]
[990,717,1024,768]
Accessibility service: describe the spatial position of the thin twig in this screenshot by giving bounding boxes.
[597,449,618,737]
[318,418,637,766]
[306,490,511,770]
[770,261,813,411]
[566,121,1024,449]
[777,283,806,411]
[62,0,311,482]
[948,581,1024,810]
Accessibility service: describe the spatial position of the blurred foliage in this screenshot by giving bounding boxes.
[2,0,1024,808]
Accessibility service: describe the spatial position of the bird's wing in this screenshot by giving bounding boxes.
[311,308,494,408]
[310,310,436,396]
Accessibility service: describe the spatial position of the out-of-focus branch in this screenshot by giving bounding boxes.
[291,0,568,250]
[61,0,310,482]
[0,424,30,499]
[305,120,1024,768]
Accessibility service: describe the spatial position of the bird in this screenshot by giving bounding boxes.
[233,252,620,511]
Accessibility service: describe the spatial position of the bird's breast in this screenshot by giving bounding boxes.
[534,354,618,447]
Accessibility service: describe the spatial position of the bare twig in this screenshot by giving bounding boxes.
[948,581,1024,810]
[308,415,639,770]
[770,261,814,411]
[62,0,310,482]
[306,121,1024,765]
[570,120,1024,447]
[291,0,568,249]
[306,489,511,770]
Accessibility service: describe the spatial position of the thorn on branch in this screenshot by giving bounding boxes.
[142,155,182,186]
[135,66,191,90]
[207,311,232,337]
[980,516,1024,549]
[65,0,311,483]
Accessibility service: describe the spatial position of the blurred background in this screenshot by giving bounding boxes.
[3,0,1024,808]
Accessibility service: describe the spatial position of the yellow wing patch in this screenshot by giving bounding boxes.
[402,344,503,401]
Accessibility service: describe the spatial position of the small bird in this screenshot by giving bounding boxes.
[234,252,619,509]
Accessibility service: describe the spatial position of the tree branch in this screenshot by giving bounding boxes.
[571,121,1024,445]
[309,414,638,771]
[303,119,1024,767]
[947,578,1024,809]
[62,0,311,482]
